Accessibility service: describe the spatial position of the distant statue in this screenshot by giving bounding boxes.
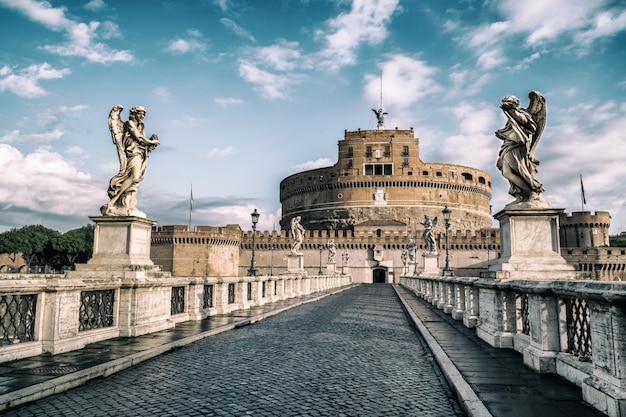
[495,91,548,209]
[342,250,350,266]
[290,216,305,255]
[401,249,408,274]
[407,235,416,262]
[372,108,387,129]
[419,215,438,254]
[101,105,160,217]
[327,239,337,263]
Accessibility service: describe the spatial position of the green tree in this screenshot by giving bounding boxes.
[0,225,60,270]
[53,224,94,266]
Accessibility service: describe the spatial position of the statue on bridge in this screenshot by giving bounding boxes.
[101,105,160,217]
[495,91,549,209]
[290,216,305,255]
[419,215,438,254]
[327,239,337,263]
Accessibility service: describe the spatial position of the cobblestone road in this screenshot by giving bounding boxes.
[5,285,466,416]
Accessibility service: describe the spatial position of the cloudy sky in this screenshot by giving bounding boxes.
[1,0,625,235]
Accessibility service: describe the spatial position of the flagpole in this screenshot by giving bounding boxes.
[189,184,193,231]
[580,174,586,211]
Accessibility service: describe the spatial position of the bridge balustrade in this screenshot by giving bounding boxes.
[400,275,626,417]
[0,273,352,364]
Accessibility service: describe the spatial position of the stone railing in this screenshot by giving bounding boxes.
[400,274,626,417]
[0,273,352,364]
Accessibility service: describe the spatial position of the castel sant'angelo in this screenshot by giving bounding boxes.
[151,108,615,283]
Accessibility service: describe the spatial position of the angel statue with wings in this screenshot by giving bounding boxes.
[419,215,438,254]
[495,91,548,209]
[100,105,160,217]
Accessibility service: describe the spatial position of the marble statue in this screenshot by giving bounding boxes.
[290,216,305,255]
[327,239,337,263]
[419,215,438,254]
[407,235,416,262]
[342,250,350,266]
[495,91,548,209]
[401,249,408,274]
[101,105,160,217]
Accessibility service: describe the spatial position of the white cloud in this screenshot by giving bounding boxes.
[164,30,208,56]
[0,144,100,216]
[154,87,170,99]
[238,60,301,100]
[206,146,237,158]
[290,158,334,173]
[364,54,441,111]
[0,129,64,143]
[84,0,106,12]
[254,40,303,71]
[220,18,256,42]
[1,0,134,64]
[214,97,245,107]
[315,0,400,71]
[0,63,70,97]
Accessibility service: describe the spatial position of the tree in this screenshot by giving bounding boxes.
[15,225,60,269]
[53,225,94,266]
[0,228,23,263]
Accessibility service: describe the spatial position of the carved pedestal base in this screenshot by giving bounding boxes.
[326,262,336,274]
[86,216,156,268]
[420,252,440,276]
[287,253,305,274]
[488,208,578,280]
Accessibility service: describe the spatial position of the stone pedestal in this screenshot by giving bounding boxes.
[287,253,305,274]
[421,252,440,276]
[86,216,156,267]
[326,262,336,274]
[489,208,576,280]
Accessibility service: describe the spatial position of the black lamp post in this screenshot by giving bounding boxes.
[270,240,275,276]
[247,209,260,276]
[318,243,324,274]
[442,205,452,276]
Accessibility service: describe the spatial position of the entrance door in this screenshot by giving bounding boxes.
[372,268,386,283]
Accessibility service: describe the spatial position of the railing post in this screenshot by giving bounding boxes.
[476,279,516,348]
[582,299,626,417]
[463,283,479,328]
[522,292,561,373]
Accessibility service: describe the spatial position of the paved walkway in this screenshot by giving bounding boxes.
[0,284,605,416]
[394,285,605,417]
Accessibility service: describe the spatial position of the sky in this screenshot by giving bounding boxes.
[1,0,626,235]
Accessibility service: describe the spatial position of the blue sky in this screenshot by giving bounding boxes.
[1,0,625,234]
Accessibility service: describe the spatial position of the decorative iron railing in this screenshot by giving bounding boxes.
[247,282,252,301]
[1,294,37,345]
[79,290,114,331]
[171,286,185,315]
[564,297,592,361]
[262,282,266,298]
[228,283,235,304]
[517,292,530,335]
[203,284,213,309]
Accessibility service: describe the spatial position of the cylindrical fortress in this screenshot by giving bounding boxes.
[280,128,493,232]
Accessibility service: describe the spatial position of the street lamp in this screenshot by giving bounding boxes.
[442,205,452,276]
[270,239,275,276]
[247,209,260,276]
[318,243,324,274]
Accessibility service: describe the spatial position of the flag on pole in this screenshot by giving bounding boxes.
[580,174,586,205]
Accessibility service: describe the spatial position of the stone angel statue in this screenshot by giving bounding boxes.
[101,105,160,217]
[372,108,387,128]
[495,91,548,209]
[419,215,438,254]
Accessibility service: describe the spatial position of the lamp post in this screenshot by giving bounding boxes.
[442,205,452,276]
[247,209,260,276]
[318,243,324,274]
[270,240,275,276]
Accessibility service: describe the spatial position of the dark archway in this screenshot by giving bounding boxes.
[372,268,386,283]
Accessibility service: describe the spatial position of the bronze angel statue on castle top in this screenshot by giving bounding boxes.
[100,105,160,217]
[495,91,549,209]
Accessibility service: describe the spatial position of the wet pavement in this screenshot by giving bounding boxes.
[1,285,465,416]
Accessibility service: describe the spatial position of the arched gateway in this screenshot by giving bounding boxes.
[372,268,386,283]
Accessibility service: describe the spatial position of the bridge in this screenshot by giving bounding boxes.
[0,282,609,417]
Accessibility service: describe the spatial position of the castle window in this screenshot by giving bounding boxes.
[364,163,393,176]
[402,146,409,156]
[436,172,442,177]
[348,147,353,157]
[376,229,382,237]
[384,145,390,157]
[403,158,409,167]
[366,146,372,157]
[462,173,473,181]
[478,176,486,184]
[422,170,429,176]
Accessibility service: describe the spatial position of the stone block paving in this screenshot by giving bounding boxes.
[3,285,466,416]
